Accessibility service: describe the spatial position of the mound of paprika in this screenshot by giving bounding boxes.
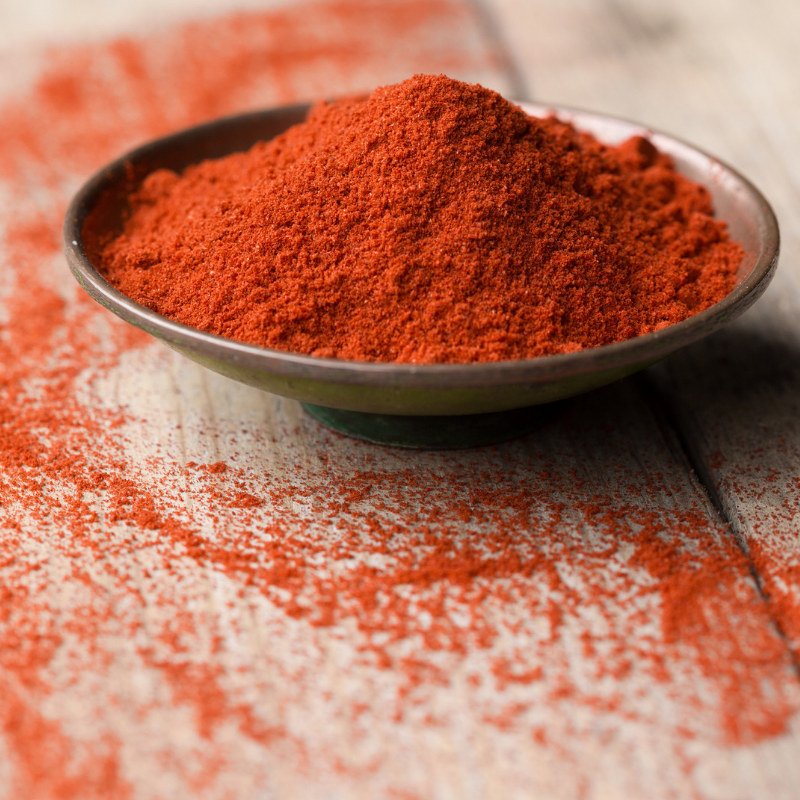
[93,74,741,363]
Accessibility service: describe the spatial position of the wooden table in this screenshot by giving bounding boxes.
[0,1,798,797]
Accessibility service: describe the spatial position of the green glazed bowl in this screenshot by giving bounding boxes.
[63,102,779,448]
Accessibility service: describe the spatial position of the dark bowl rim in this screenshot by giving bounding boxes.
[63,100,780,390]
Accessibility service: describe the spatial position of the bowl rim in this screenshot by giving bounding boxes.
[63,100,780,390]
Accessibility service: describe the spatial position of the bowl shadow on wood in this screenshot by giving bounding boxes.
[642,308,800,518]
[650,316,800,448]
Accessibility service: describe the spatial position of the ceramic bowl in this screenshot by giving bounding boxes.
[64,102,779,447]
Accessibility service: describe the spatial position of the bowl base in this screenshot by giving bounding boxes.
[302,403,557,449]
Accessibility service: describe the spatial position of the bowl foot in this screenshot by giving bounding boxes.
[301,403,557,449]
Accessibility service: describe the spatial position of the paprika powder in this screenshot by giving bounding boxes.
[94,74,742,363]
[1,6,799,798]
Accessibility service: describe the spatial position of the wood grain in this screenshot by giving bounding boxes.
[1,0,799,798]
[101,340,800,799]
[485,0,800,793]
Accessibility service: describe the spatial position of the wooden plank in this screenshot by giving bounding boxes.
[58,341,800,800]
[636,0,800,662]
[486,0,800,660]
[484,0,800,793]
[649,298,800,657]
[0,0,798,798]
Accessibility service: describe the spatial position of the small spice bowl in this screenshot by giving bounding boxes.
[64,102,778,448]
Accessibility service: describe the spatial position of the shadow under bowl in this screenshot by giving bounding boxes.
[63,102,779,448]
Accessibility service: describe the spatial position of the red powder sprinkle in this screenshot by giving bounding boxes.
[0,2,798,799]
[93,74,742,363]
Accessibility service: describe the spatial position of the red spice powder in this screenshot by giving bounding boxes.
[94,74,742,363]
[0,2,798,799]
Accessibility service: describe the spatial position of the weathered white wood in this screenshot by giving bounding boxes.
[0,1,799,798]
[486,0,800,791]
[87,340,800,800]
[487,0,800,652]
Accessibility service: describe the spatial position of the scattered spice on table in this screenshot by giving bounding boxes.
[0,2,798,799]
[91,74,742,363]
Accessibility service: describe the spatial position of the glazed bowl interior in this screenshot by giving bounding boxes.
[64,102,778,417]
